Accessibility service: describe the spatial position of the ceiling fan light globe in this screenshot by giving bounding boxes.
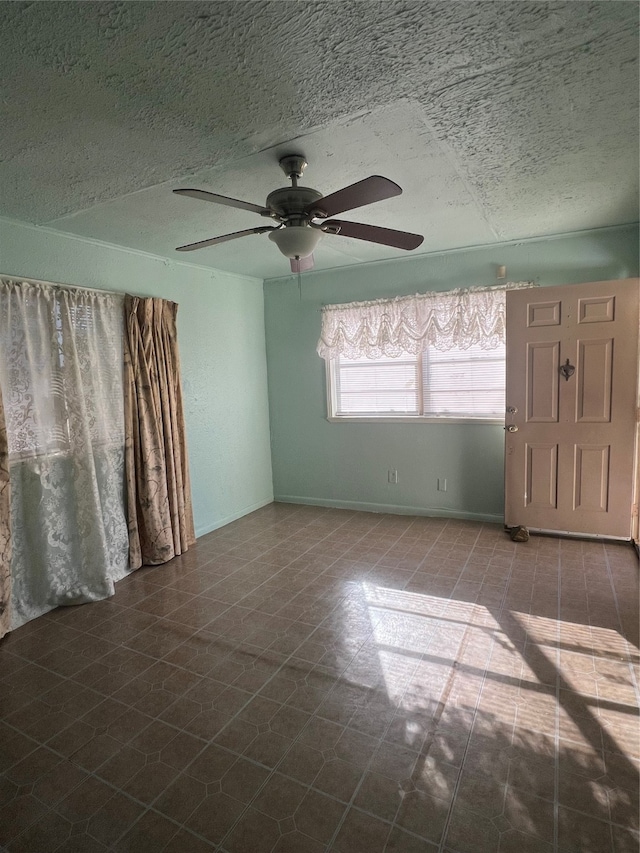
[268,226,322,259]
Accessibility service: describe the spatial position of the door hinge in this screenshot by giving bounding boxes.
[633,504,639,519]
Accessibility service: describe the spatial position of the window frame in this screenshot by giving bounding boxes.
[325,349,506,425]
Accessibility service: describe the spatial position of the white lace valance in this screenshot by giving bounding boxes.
[317,282,536,360]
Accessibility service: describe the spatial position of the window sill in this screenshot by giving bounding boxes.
[326,416,505,425]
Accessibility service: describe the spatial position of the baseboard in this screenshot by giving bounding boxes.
[194,496,274,539]
[273,494,504,525]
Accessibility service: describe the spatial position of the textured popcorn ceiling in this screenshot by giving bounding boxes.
[0,1,637,279]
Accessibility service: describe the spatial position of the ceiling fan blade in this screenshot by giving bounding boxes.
[290,254,315,273]
[176,226,277,252]
[324,220,424,250]
[307,176,402,218]
[173,188,268,215]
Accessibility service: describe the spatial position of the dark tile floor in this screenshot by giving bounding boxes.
[0,504,638,852]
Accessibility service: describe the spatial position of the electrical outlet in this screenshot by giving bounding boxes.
[437,478,447,492]
[388,469,398,484]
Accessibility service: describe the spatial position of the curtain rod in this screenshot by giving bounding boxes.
[0,272,121,298]
[320,281,537,311]
[0,273,164,303]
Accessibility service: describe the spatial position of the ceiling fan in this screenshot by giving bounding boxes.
[173,155,424,272]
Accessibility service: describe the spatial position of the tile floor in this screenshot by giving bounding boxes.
[0,503,638,852]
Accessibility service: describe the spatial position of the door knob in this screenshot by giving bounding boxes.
[506,406,518,414]
[504,424,518,432]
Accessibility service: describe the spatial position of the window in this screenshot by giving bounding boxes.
[318,283,534,423]
[327,341,506,422]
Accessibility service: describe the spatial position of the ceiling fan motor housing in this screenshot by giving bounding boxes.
[266,186,325,258]
[266,186,323,223]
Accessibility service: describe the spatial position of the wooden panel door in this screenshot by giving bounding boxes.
[505,279,639,538]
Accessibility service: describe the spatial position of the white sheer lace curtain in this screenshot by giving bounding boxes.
[0,277,129,629]
[317,283,535,360]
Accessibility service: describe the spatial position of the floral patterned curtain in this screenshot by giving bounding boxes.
[123,295,195,569]
[0,382,11,639]
[0,277,129,631]
[317,283,535,361]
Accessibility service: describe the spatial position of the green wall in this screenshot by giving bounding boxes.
[264,225,639,523]
[0,217,274,537]
[3,218,636,532]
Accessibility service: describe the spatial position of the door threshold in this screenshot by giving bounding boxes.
[527,527,632,544]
